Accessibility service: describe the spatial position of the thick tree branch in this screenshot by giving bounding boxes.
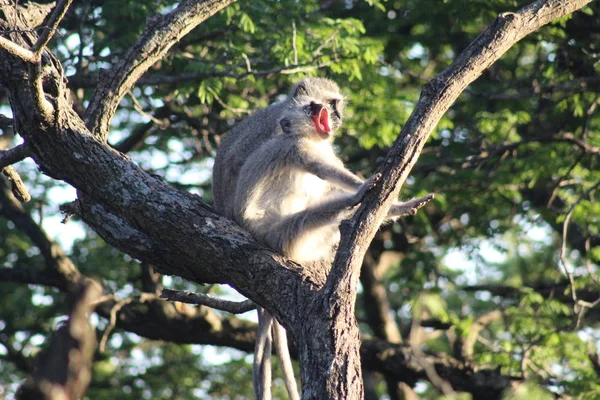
[17,281,101,400]
[0,188,519,400]
[338,0,595,299]
[84,0,236,140]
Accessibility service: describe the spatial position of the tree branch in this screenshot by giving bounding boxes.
[17,281,101,400]
[337,0,595,298]
[84,0,237,140]
[2,167,30,203]
[0,1,592,399]
[160,288,256,314]
[32,0,73,55]
[0,143,30,169]
[0,177,80,284]
[0,34,37,63]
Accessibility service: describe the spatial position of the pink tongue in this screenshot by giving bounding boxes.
[318,107,330,132]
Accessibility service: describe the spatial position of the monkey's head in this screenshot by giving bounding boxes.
[288,77,345,137]
[280,100,340,142]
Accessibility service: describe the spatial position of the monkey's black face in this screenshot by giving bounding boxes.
[326,98,343,134]
[289,77,344,131]
[328,99,341,120]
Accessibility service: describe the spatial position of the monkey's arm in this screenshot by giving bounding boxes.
[296,146,434,220]
[303,159,364,192]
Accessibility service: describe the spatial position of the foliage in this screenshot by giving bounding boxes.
[1,0,599,399]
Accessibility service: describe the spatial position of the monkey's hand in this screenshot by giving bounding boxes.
[350,173,382,205]
[387,193,435,218]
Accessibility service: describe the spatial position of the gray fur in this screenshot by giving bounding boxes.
[213,77,344,218]
[234,103,373,262]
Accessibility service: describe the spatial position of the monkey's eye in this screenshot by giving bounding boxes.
[305,102,322,116]
[328,99,341,118]
[280,118,292,133]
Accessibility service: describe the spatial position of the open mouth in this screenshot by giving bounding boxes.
[311,106,331,138]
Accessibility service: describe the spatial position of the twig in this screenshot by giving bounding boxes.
[206,86,252,115]
[292,21,298,65]
[72,56,348,89]
[314,31,338,55]
[32,0,73,55]
[547,153,584,208]
[2,166,30,203]
[160,288,256,314]
[129,93,169,127]
[560,181,600,326]
[557,131,600,154]
[0,34,36,63]
[98,293,158,352]
[60,200,81,223]
[278,60,333,75]
[241,52,252,72]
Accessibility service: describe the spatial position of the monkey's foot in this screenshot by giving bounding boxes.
[388,193,434,217]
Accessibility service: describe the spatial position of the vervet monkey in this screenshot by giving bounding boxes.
[213,78,342,400]
[212,78,432,400]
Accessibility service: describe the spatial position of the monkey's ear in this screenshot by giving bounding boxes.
[280,118,292,133]
[292,82,308,99]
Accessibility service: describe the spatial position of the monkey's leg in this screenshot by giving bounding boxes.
[267,176,379,256]
[272,195,359,252]
[272,321,300,400]
[387,194,435,219]
[254,308,273,400]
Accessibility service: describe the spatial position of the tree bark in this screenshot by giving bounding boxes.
[0,0,592,399]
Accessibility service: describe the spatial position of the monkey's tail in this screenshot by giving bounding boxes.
[273,321,300,400]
